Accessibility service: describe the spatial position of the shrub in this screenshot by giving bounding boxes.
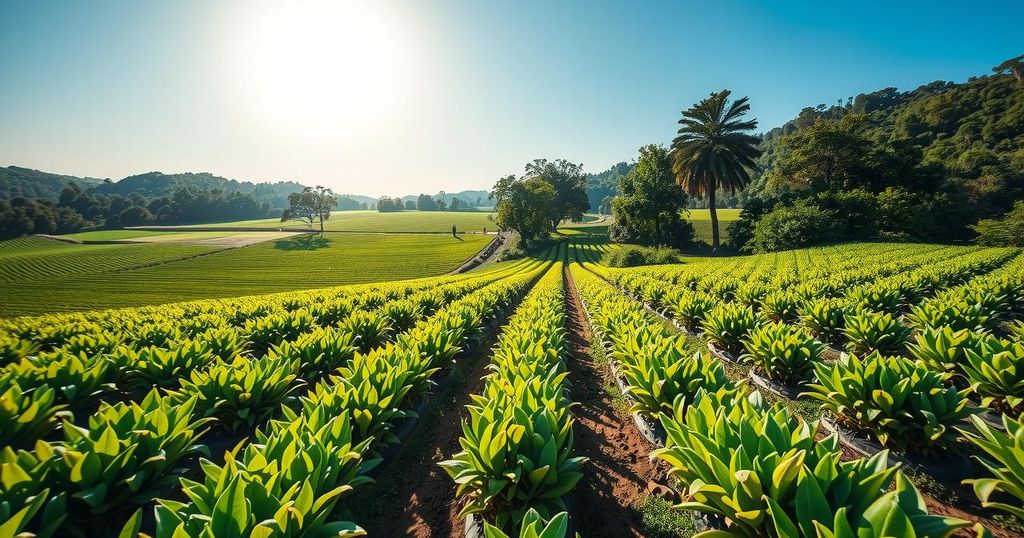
[960,413,1024,520]
[652,395,970,536]
[613,332,735,418]
[114,341,218,394]
[962,337,1024,414]
[842,309,912,355]
[0,442,67,538]
[338,311,394,353]
[759,290,802,322]
[750,201,836,253]
[482,509,570,538]
[799,297,847,343]
[703,304,759,354]
[0,335,38,366]
[847,285,903,315]
[268,328,357,380]
[741,322,824,385]
[604,245,681,268]
[175,355,300,434]
[0,380,70,449]
[805,353,977,453]
[907,326,984,375]
[735,282,767,310]
[5,352,114,409]
[382,299,423,332]
[906,300,992,332]
[56,390,211,529]
[439,385,584,528]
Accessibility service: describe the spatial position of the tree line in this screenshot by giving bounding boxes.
[0,183,276,239]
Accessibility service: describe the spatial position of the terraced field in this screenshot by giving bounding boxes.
[0,236,222,283]
[0,233,490,316]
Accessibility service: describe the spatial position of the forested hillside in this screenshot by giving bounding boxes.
[90,171,304,209]
[730,69,1024,250]
[0,166,104,201]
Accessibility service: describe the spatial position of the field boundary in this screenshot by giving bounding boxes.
[450,231,510,274]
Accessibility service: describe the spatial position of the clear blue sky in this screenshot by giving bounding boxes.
[1,0,1020,195]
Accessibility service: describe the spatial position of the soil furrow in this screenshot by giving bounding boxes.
[562,264,672,537]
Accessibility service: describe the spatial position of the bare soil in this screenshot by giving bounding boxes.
[355,312,507,537]
[562,265,673,537]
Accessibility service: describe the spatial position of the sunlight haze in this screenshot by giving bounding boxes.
[1,0,1020,195]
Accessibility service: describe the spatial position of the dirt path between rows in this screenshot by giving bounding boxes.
[356,316,508,537]
[562,265,672,537]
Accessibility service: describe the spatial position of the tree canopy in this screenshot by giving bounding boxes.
[281,186,337,234]
[609,145,693,247]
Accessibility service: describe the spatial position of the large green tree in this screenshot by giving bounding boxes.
[522,159,588,228]
[281,185,337,235]
[670,90,761,249]
[610,144,692,247]
[491,175,556,248]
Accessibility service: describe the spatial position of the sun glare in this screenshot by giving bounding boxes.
[220,0,418,140]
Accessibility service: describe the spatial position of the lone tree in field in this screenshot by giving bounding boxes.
[282,185,337,235]
[670,90,761,250]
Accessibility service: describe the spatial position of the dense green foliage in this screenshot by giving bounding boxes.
[734,71,1024,251]
[609,145,694,247]
[603,245,680,267]
[492,159,587,247]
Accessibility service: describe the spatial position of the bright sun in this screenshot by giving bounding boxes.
[221,0,417,140]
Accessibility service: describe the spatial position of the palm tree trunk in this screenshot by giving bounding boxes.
[709,189,720,250]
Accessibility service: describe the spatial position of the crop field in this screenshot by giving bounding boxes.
[3,240,1022,538]
[0,234,490,317]
[59,230,301,244]
[0,236,221,284]
[173,209,496,233]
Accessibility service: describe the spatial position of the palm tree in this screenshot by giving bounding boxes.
[670,90,761,250]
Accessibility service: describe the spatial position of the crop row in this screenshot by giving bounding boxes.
[1,257,542,449]
[0,237,221,284]
[568,258,1016,536]
[0,255,552,537]
[612,246,1024,425]
[442,265,582,536]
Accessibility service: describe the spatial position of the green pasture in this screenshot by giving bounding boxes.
[0,233,490,317]
[685,208,741,245]
[179,210,495,233]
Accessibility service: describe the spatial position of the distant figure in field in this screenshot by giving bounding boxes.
[452,224,457,238]
[483,227,487,234]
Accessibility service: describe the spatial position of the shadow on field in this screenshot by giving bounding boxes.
[274,234,330,251]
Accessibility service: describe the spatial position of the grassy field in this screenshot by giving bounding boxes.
[0,233,491,317]
[175,210,496,233]
[686,208,741,245]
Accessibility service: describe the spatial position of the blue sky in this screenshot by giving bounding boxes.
[1,0,1020,195]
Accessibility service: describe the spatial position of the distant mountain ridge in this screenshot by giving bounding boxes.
[0,166,105,201]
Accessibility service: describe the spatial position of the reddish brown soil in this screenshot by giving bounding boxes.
[562,265,673,537]
[357,330,500,537]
